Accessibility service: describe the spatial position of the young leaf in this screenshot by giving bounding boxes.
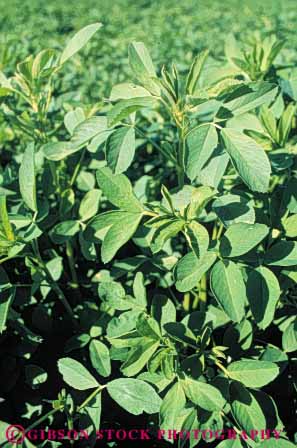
[128,42,159,95]
[186,50,209,95]
[221,128,271,193]
[247,266,280,330]
[182,378,225,411]
[210,260,246,323]
[227,360,279,387]
[101,211,142,263]
[133,272,147,307]
[217,82,277,118]
[175,251,217,292]
[160,382,186,428]
[105,126,135,174]
[107,97,155,127]
[107,378,161,415]
[79,190,101,222]
[196,146,230,189]
[185,221,209,259]
[151,218,184,254]
[50,220,80,244]
[19,143,37,212]
[71,116,108,149]
[96,167,143,212]
[60,23,102,65]
[220,222,269,257]
[89,340,111,377]
[121,339,160,376]
[64,107,85,135]
[185,124,218,181]
[58,357,99,390]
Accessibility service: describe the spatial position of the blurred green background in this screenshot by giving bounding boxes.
[1,0,296,98]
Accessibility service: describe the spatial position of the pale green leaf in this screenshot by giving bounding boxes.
[107,378,161,415]
[19,143,37,212]
[58,357,99,390]
[210,260,246,323]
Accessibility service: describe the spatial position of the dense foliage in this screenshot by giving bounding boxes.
[0,10,297,448]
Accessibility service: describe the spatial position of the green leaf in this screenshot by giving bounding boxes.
[217,82,277,118]
[213,194,255,227]
[42,141,76,161]
[185,221,209,259]
[221,128,271,193]
[64,107,85,135]
[216,441,244,448]
[0,268,15,334]
[282,319,297,353]
[78,189,101,222]
[210,260,246,323]
[151,218,184,253]
[89,340,111,377]
[151,295,176,332]
[101,211,142,263]
[128,42,159,95]
[265,241,297,266]
[50,220,80,244]
[196,147,229,189]
[25,365,47,389]
[230,382,282,443]
[19,143,37,212]
[227,360,279,387]
[60,23,102,65]
[283,215,297,238]
[160,382,186,428]
[70,116,108,150]
[106,126,135,174]
[110,82,151,100]
[185,124,218,181]
[182,378,225,411]
[175,251,217,292]
[107,378,161,415]
[133,272,147,307]
[107,97,155,127]
[260,440,296,448]
[121,338,159,376]
[58,357,99,390]
[96,167,143,212]
[186,50,209,95]
[247,266,280,330]
[220,222,269,257]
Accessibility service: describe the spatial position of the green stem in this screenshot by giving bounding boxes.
[77,386,105,412]
[31,241,77,326]
[216,223,224,240]
[177,133,185,189]
[66,241,79,288]
[26,408,59,432]
[70,148,86,187]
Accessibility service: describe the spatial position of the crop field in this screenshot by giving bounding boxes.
[0,0,297,447]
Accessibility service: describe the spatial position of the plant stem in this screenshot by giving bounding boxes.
[77,386,105,412]
[26,408,59,432]
[183,292,190,311]
[70,148,86,186]
[31,241,77,326]
[177,130,185,189]
[66,241,79,288]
